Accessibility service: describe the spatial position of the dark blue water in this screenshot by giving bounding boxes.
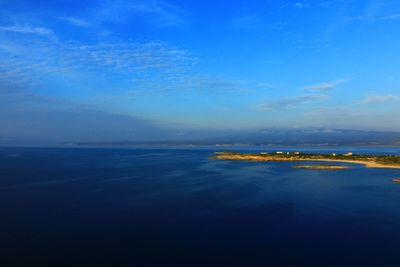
[1,147,400,267]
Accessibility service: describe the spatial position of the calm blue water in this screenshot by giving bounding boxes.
[1,146,400,267]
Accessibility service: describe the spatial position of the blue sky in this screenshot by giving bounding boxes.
[1,0,400,143]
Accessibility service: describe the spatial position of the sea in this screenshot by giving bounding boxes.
[1,146,400,267]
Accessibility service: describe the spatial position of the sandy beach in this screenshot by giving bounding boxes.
[213,154,400,169]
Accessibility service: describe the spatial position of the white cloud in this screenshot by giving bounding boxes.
[305,78,349,91]
[294,3,310,9]
[59,17,90,27]
[256,93,328,111]
[346,13,400,22]
[383,14,400,20]
[0,25,57,41]
[0,40,196,89]
[0,35,263,99]
[361,95,400,104]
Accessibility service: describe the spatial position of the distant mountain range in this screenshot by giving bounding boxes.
[74,128,400,146]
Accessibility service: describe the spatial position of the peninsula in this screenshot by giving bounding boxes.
[211,151,400,169]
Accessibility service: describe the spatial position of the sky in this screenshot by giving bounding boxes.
[1,0,400,144]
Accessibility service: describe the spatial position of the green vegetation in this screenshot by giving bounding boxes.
[211,151,400,168]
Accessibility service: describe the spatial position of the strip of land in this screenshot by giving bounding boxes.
[211,151,400,169]
[293,165,351,170]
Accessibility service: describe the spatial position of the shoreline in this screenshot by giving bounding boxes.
[212,153,400,169]
[296,158,400,169]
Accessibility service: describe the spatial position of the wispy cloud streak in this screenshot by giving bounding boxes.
[256,93,328,111]
[94,0,187,27]
[361,94,400,104]
[305,78,349,91]
[0,25,57,41]
[58,17,90,27]
[0,39,197,90]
